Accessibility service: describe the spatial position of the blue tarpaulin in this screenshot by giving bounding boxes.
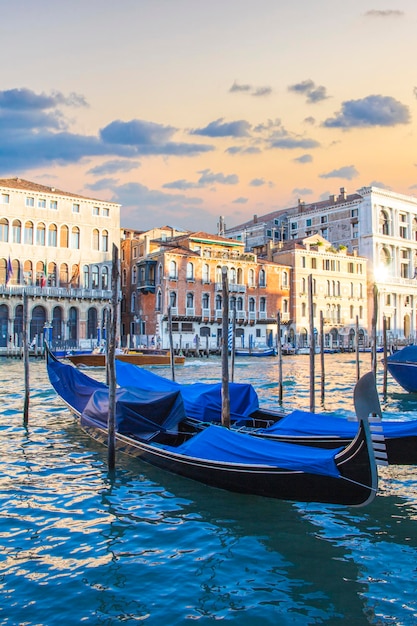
[116,360,259,421]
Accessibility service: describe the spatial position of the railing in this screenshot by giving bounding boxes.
[215,282,246,292]
[186,308,195,316]
[0,284,113,300]
[235,311,246,321]
[202,308,210,318]
[258,311,267,320]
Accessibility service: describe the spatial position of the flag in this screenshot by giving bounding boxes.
[6,256,13,285]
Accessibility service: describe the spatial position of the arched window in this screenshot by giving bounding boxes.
[0,303,9,347]
[102,230,109,252]
[131,291,137,313]
[157,263,163,283]
[0,218,9,242]
[230,267,236,284]
[350,282,354,298]
[36,222,46,246]
[282,270,288,288]
[170,291,177,307]
[132,266,137,284]
[156,289,162,311]
[259,268,266,287]
[60,225,69,248]
[237,268,243,284]
[202,263,210,283]
[24,221,34,245]
[91,266,99,289]
[326,280,331,296]
[237,297,243,311]
[92,229,99,251]
[71,226,80,249]
[379,210,390,236]
[186,292,194,309]
[60,263,69,287]
[87,308,98,339]
[48,224,57,247]
[23,260,33,285]
[283,299,288,313]
[202,293,210,309]
[215,294,222,310]
[248,269,255,287]
[230,296,236,310]
[48,263,57,286]
[259,297,266,312]
[350,305,354,319]
[122,268,127,287]
[249,297,255,312]
[169,260,177,279]
[101,266,109,289]
[216,266,222,283]
[186,262,194,281]
[12,220,21,244]
[83,265,89,289]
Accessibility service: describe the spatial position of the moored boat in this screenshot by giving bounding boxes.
[66,350,185,367]
[386,345,417,393]
[116,360,417,465]
[46,349,381,506]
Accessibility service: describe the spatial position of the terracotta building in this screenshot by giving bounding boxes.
[121,229,291,352]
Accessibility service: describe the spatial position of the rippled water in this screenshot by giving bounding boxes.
[1,354,417,625]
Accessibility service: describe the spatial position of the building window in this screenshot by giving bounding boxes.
[186,262,194,281]
[60,225,69,248]
[0,218,9,242]
[83,265,89,289]
[71,226,80,249]
[170,291,177,307]
[259,269,266,287]
[91,266,99,289]
[202,263,210,283]
[321,215,328,224]
[38,199,46,208]
[50,200,57,210]
[102,230,109,252]
[72,203,80,213]
[169,260,177,279]
[306,218,312,227]
[92,229,99,250]
[291,222,297,230]
[48,224,57,247]
[379,210,390,236]
[36,223,46,246]
[202,293,210,309]
[26,197,34,207]
[24,221,34,244]
[102,208,110,217]
[311,258,317,269]
[248,268,254,287]
[259,297,266,312]
[1,194,9,204]
[186,292,194,308]
[93,206,100,216]
[12,219,21,243]
[282,271,288,288]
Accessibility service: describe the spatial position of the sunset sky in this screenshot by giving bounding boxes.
[2,0,417,232]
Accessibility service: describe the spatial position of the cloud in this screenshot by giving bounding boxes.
[288,80,329,103]
[364,10,404,17]
[319,165,359,180]
[190,118,251,138]
[87,159,141,176]
[0,87,87,110]
[293,187,313,195]
[304,116,316,125]
[269,136,320,149]
[226,146,261,155]
[229,81,273,97]
[163,169,239,190]
[294,154,313,164]
[323,95,410,128]
[102,181,216,231]
[232,197,248,204]
[0,86,214,172]
[249,178,265,187]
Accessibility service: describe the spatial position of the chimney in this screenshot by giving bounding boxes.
[329,194,336,202]
[253,214,258,224]
[339,187,347,201]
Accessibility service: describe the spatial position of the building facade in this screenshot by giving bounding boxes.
[0,178,120,350]
[226,186,417,344]
[272,235,368,349]
[121,229,291,352]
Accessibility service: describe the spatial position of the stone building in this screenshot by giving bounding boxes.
[0,178,120,351]
[226,186,417,344]
[121,229,291,352]
[272,234,368,350]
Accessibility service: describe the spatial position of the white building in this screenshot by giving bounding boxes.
[227,186,417,344]
[0,178,120,351]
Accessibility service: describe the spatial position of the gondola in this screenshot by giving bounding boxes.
[46,348,382,506]
[386,345,417,393]
[116,360,417,465]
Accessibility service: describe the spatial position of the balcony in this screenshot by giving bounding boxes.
[0,284,113,301]
[215,282,246,292]
[202,308,210,318]
[235,311,246,321]
[186,307,195,316]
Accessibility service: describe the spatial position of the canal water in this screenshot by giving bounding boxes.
[1,353,416,625]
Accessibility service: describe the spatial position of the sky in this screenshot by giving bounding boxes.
[1,0,417,233]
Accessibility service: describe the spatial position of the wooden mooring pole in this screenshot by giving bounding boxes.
[276,311,283,403]
[382,315,388,397]
[221,266,230,428]
[168,305,175,382]
[320,310,325,404]
[23,290,29,425]
[107,243,119,471]
[355,315,360,381]
[308,274,315,413]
